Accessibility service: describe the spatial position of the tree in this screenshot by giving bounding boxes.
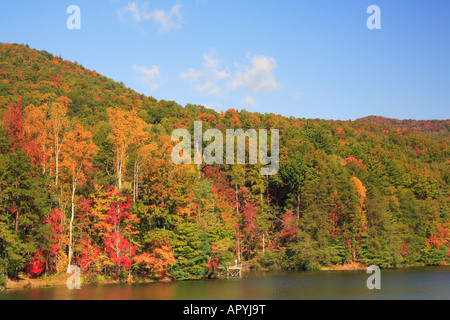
[44,208,64,273]
[108,108,149,191]
[134,240,177,279]
[278,152,312,218]
[49,97,71,188]
[60,123,98,271]
[0,125,50,279]
[23,103,51,174]
[348,177,368,262]
[3,102,42,164]
[89,186,139,275]
[132,140,157,203]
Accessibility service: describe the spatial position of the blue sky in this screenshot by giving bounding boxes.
[1,0,449,120]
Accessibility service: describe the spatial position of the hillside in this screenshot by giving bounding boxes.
[357,116,450,138]
[0,43,449,287]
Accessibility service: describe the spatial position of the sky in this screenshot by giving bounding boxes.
[0,0,449,120]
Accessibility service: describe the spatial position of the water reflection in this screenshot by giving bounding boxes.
[1,266,449,300]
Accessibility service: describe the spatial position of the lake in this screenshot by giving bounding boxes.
[1,266,449,300]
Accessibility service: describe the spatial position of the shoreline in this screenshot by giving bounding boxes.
[3,263,447,291]
[4,274,164,291]
[320,262,366,271]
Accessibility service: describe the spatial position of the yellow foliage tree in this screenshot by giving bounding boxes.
[49,97,71,187]
[350,177,368,261]
[61,123,98,271]
[108,108,149,190]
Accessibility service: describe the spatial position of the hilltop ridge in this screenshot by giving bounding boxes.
[357,116,449,138]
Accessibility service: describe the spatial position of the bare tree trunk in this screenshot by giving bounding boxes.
[117,161,122,191]
[14,210,19,234]
[133,161,137,203]
[235,184,241,263]
[55,146,59,186]
[133,159,140,203]
[67,181,76,272]
[236,233,241,264]
[235,184,239,215]
[262,233,265,257]
[41,143,47,175]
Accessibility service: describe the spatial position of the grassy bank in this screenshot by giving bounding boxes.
[5,274,69,290]
[4,273,168,291]
[320,262,366,271]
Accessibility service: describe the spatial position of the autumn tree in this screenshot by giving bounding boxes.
[348,177,368,262]
[134,240,177,279]
[108,108,149,191]
[49,97,72,188]
[60,123,98,271]
[23,103,51,174]
[0,118,51,279]
[44,208,64,273]
[132,139,157,203]
[89,186,139,275]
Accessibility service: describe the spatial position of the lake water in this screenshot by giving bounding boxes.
[1,266,449,300]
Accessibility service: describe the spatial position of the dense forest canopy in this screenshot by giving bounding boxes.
[0,43,449,285]
[357,116,450,138]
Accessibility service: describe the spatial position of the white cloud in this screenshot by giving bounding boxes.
[143,4,183,32]
[293,91,304,100]
[118,2,142,22]
[240,95,256,108]
[118,2,183,32]
[181,51,280,108]
[228,55,280,94]
[180,51,231,97]
[133,65,165,91]
[180,68,203,82]
[181,51,280,94]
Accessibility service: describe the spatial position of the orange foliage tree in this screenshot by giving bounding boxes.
[61,123,98,271]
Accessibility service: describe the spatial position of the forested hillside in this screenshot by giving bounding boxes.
[357,116,450,138]
[0,43,449,285]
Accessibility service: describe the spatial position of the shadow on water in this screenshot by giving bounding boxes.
[1,266,449,300]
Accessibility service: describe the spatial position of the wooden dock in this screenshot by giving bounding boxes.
[226,264,242,278]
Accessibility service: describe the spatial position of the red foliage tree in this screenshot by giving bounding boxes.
[76,238,100,272]
[25,249,46,278]
[274,210,299,246]
[2,101,40,164]
[45,208,64,272]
